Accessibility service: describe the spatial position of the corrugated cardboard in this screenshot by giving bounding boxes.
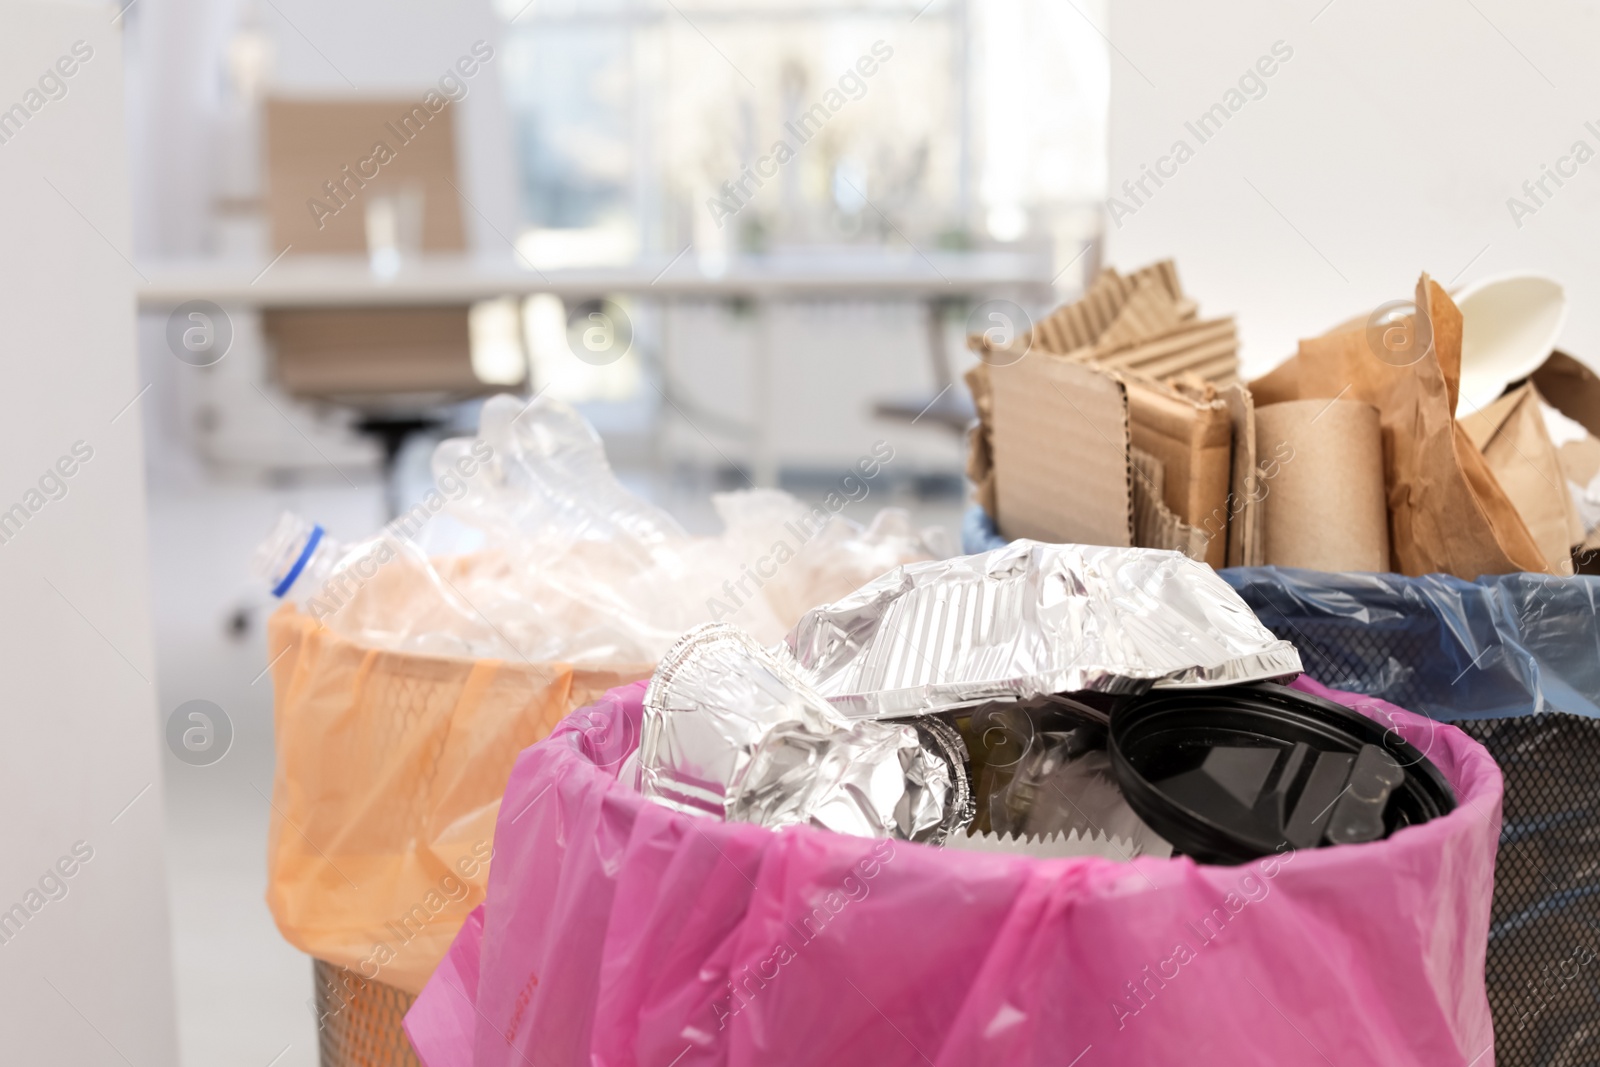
[988,356,1132,547]
[1028,261,1186,354]
[1460,383,1580,575]
[1094,317,1239,386]
[1250,273,1546,578]
[264,98,466,256]
[1125,378,1232,568]
[969,259,1243,562]
[1024,262,1238,387]
[1130,446,1208,560]
[266,306,479,398]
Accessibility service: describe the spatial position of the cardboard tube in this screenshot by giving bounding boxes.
[1256,398,1389,572]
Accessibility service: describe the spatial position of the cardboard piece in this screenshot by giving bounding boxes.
[1460,383,1580,575]
[1250,273,1546,579]
[970,259,1243,562]
[1094,317,1239,385]
[1222,384,1263,567]
[264,98,466,256]
[1028,261,1186,354]
[964,363,997,518]
[1130,446,1208,560]
[1126,379,1233,567]
[1255,398,1389,572]
[988,356,1132,547]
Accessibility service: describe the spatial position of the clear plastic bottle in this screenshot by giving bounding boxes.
[252,512,348,606]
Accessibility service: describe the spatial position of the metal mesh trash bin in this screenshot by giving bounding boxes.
[1454,714,1600,1065]
[1225,565,1600,1067]
[313,958,421,1067]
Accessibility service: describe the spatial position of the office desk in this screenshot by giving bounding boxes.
[139,251,1066,484]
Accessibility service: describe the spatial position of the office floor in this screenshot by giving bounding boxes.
[150,446,965,1067]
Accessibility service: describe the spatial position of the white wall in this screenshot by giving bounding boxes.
[0,2,178,1063]
[1106,0,1600,378]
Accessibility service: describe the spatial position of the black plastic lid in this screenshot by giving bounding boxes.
[1109,682,1456,866]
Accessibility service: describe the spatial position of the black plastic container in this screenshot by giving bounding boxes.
[1109,682,1456,865]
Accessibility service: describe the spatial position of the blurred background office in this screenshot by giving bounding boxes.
[124,2,1104,1063]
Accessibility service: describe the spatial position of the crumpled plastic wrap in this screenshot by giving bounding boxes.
[788,538,1303,718]
[638,623,971,842]
[262,394,946,666]
[1223,565,1600,721]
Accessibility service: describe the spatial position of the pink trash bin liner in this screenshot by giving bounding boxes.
[406,678,1501,1067]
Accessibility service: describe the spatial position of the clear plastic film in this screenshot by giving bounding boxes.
[253,394,945,666]
[1223,565,1600,720]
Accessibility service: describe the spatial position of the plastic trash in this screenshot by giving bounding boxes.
[1222,565,1600,721]
[1110,682,1456,864]
[258,395,944,996]
[404,676,1500,1067]
[256,395,947,666]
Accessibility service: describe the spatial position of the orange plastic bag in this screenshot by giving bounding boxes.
[265,605,650,995]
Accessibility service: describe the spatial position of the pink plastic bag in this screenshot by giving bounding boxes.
[406,678,1502,1067]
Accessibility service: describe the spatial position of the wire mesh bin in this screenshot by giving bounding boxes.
[1453,715,1600,1065]
[313,958,421,1067]
[1224,565,1600,1067]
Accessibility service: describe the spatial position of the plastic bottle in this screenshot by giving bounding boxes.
[252,512,349,606]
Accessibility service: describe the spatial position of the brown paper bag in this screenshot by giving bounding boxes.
[1251,274,1546,578]
[1460,383,1581,574]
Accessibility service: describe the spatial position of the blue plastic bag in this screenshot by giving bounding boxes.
[962,507,1600,721]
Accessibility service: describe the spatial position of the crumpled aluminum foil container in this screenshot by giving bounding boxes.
[639,623,973,842]
[786,539,1303,719]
